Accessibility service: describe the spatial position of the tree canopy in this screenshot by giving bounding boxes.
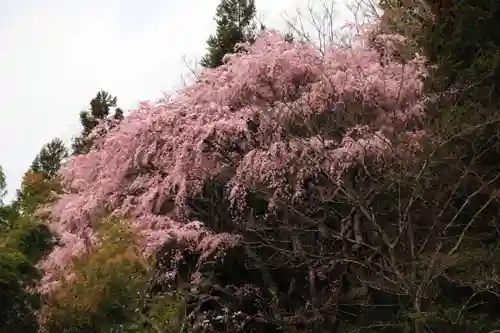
[72,90,123,155]
[200,0,259,68]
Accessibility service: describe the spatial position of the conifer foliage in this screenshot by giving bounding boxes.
[30,138,68,178]
[0,167,55,333]
[16,138,68,215]
[72,90,123,155]
[200,0,259,68]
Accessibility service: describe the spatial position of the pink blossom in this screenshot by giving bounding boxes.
[39,30,428,289]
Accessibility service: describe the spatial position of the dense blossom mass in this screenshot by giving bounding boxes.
[39,30,428,289]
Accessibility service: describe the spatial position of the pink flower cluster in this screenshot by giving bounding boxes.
[39,30,428,289]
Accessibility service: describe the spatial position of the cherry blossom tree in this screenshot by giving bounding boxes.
[39,28,429,331]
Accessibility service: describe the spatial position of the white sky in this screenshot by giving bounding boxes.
[0,0,352,200]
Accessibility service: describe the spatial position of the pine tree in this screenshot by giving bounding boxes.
[72,90,123,155]
[16,138,68,214]
[30,138,68,178]
[200,0,259,68]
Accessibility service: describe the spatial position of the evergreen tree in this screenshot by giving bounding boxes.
[0,169,54,333]
[378,0,500,102]
[30,138,68,178]
[425,0,500,104]
[0,166,17,228]
[0,220,54,333]
[72,90,123,155]
[200,0,258,68]
[15,138,68,215]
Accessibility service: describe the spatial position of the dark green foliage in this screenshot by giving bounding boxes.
[30,138,68,178]
[0,167,17,228]
[3,218,56,263]
[200,0,259,68]
[72,90,124,155]
[0,248,40,333]
[0,166,56,333]
[421,0,500,102]
[0,203,19,229]
[115,293,186,333]
[0,217,55,333]
[0,166,6,203]
[378,0,500,106]
[14,138,68,215]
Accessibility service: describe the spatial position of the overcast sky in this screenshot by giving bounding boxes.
[0,0,351,200]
